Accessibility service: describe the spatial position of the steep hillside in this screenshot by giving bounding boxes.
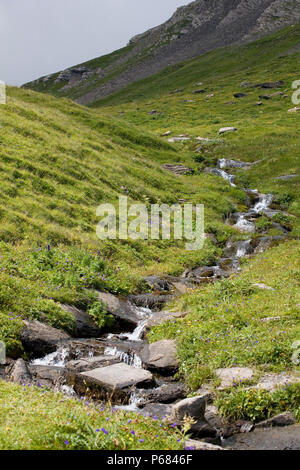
[23,0,300,104]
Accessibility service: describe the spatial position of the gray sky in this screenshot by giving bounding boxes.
[0,0,191,86]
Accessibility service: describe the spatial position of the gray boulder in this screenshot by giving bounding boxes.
[256,412,296,429]
[97,292,140,329]
[60,304,102,338]
[141,340,178,374]
[9,359,32,385]
[21,320,70,357]
[170,394,211,422]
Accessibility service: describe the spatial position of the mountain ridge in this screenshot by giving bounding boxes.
[23,0,300,105]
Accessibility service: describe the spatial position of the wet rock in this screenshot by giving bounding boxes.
[63,339,104,361]
[65,355,119,373]
[60,304,102,338]
[141,340,178,374]
[219,127,238,134]
[9,359,32,385]
[185,439,224,450]
[222,424,300,450]
[218,159,252,170]
[29,365,65,389]
[128,294,173,311]
[143,276,172,292]
[170,394,211,422]
[139,383,187,404]
[20,320,70,357]
[97,292,140,329]
[190,421,218,439]
[73,363,154,403]
[216,367,255,389]
[162,163,193,174]
[256,412,296,429]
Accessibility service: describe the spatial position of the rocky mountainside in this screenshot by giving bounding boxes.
[24,0,300,105]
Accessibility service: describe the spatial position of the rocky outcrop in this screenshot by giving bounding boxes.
[24,1,300,104]
[97,292,141,329]
[60,304,103,338]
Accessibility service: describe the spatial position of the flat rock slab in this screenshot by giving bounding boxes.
[162,163,193,174]
[141,340,178,374]
[65,355,119,373]
[146,311,188,329]
[219,127,238,134]
[74,363,154,403]
[216,367,255,389]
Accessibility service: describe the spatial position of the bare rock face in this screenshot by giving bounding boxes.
[24,1,300,104]
[20,320,70,357]
[141,340,178,374]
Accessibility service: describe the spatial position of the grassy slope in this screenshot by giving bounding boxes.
[1,26,300,448]
[0,381,182,450]
[93,25,300,399]
[97,24,300,227]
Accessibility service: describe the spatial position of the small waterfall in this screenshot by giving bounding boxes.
[234,215,255,233]
[104,306,152,368]
[214,168,236,187]
[114,391,145,412]
[236,240,252,258]
[31,347,69,367]
[253,194,273,213]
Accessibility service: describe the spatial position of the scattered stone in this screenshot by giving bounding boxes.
[234,92,247,98]
[216,367,255,389]
[9,359,31,385]
[162,164,193,175]
[149,110,158,115]
[206,93,214,98]
[256,412,296,429]
[260,316,281,323]
[161,131,171,136]
[65,355,119,373]
[141,340,178,374]
[60,304,102,338]
[255,101,263,105]
[29,365,65,389]
[254,372,300,391]
[139,383,187,404]
[253,283,275,291]
[185,439,224,451]
[167,137,190,143]
[146,310,188,329]
[143,276,172,292]
[276,174,298,180]
[20,320,70,357]
[170,394,211,422]
[193,89,206,94]
[218,159,252,169]
[190,421,218,438]
[219,127,238,134]
[288,107,300,113]
[74,363,154,403]
[196,136,215,142]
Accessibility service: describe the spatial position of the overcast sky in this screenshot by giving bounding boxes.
[0,0,191,86]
